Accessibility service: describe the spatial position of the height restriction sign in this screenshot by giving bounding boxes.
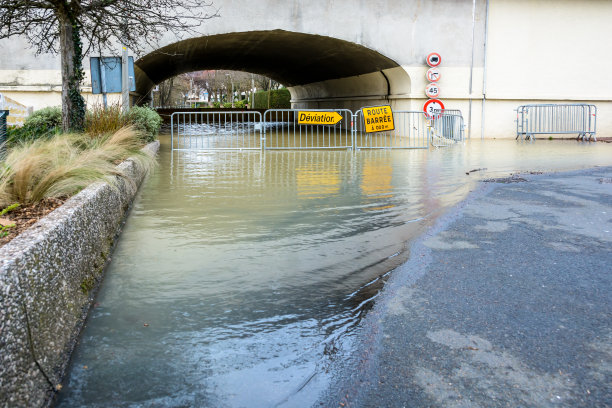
[423,99,445,119]
[426,52,441,67]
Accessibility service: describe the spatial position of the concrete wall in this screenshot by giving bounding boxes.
[0,142,159,408]
[0,0,610,138]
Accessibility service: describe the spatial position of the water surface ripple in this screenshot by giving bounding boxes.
[57,137,612,407]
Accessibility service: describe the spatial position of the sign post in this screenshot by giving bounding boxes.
[424,52,445,120]
[90,57,136,106]
[297,111,343,126]
[423,99,445,119]
[426,67,441,83]
[425,83,440,99]
[361,105,395,133]
[426,52,442,67]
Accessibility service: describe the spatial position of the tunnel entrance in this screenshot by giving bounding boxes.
[135,30,411,110]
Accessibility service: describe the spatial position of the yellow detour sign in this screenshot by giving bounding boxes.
[362,105,395,133]
[298,111,343,125]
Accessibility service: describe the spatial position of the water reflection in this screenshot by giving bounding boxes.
[57,137,612,407]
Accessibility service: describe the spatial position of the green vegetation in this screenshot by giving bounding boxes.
[6,107,62,145]
[253,88,291,109]
[126,106,163,143]
[0,127,155,207]
[86,104,162,142]
[0,203,19,237]
[8,105,162,147]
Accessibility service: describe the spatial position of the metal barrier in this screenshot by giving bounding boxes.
[170,111,263,150]
[0,110,7,148]
[515,104,597,141]
[263,109,354,150]
[354,110,430,149]
[170,108,466,151]
[431,112,465,147]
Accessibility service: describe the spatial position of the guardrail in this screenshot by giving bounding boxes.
[354,110,430,149]
[515,104,597,141]
[431,111,465,147]
[170,111,263,150]
[263,109,354,150]
[170,108,465,151]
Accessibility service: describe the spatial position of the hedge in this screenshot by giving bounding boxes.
[253,89,291,109]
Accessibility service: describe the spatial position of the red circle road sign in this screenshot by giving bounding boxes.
[426,67,441,82]
[423,99,445,119]
[426,52,442,67]
[425,82,440,98]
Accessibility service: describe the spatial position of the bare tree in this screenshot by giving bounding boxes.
[0,1,218,131]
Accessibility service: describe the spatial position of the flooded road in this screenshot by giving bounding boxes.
[57,136,612,407]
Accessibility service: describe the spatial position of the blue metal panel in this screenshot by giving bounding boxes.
[90,57,136,94]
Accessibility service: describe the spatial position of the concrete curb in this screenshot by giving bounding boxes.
[0,141,160,408]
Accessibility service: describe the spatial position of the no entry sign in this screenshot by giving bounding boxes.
[425,82,440,98]
[423,99,445,119]
[426,67,441,82]
[426,52,441,67]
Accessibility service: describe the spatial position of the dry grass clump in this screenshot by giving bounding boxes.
[0,126,155,207]
[85,103,128,138]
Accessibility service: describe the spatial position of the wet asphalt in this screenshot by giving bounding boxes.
[324,166,612,408]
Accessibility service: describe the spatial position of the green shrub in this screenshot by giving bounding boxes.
[126,106,162,143]
[6,107,62,146]
[253,88,291,109]
[84,104,161,143]
[223,102,233,108]
[212,101,221,108]
[234,99,246,108]
[25,107,62,130]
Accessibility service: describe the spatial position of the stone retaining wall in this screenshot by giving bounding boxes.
[0,141,160,408]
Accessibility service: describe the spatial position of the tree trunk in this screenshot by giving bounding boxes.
[58,9,85,132]
[58,12,75,132]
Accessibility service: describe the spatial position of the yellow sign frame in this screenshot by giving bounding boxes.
[361,105,395,133]
[297,111,343,125]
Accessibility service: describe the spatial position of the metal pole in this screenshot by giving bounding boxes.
[122,45,129,111]
[267,79,272,109]
[480,0,490,140]
[251,74,255,108]
[467,0,476,139]
[100,58,108,108]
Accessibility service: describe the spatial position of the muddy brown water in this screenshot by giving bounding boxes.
[56,135,612,407]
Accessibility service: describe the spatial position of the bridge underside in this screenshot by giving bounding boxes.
[135,30,410,110]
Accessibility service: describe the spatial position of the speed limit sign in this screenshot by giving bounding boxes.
[425,83,440,98]
[423,99,445,119]
[426,67,441,82]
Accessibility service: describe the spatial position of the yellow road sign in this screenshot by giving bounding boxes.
[362,105,395,133]
[297,111,343,125]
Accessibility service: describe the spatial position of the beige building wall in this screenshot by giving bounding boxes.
[0,0,609,138]
[482,0,612,138]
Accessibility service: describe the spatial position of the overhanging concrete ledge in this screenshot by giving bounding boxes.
[0,141,159,408]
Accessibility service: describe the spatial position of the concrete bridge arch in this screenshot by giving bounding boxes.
[135,30,411,111]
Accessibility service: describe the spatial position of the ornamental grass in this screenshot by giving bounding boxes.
[0,126,155,207]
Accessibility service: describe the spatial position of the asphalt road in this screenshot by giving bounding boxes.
[324,166,612,408]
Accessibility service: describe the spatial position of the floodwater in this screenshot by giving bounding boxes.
[57,135,612,407]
